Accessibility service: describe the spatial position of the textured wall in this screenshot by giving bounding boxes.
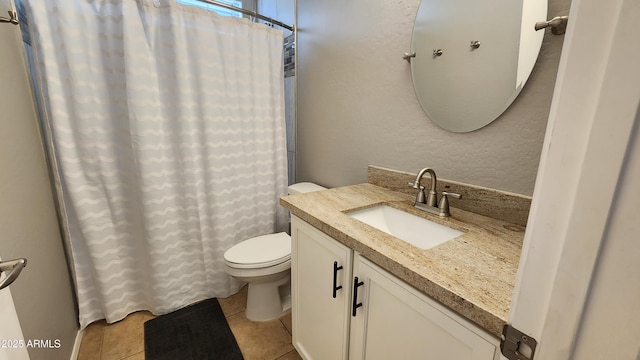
[296,0,571,196]
[0,24,78,359]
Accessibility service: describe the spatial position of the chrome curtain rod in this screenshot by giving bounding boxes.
[196,0,294,31]
[0,2,293,30]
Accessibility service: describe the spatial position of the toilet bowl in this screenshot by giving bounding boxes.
[223,182,326,321]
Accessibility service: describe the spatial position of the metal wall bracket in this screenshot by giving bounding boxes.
[535,16,568,35]
[501,324,538,360]
[0,258,27,291]
[0,10,19,25]
[403,52,416,63]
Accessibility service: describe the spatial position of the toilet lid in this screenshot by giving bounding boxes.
[224,232,291,268]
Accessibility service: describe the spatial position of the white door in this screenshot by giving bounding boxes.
[506,0,640,358]
[0,256,29,360]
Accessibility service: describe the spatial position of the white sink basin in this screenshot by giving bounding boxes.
[348,205,463,250]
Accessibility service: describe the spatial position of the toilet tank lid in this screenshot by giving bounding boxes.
[224,232,291,267]
[288,182,327,195]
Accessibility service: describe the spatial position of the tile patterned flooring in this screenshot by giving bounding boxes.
[77,286,302,360]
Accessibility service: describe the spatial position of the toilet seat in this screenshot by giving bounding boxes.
[224,232,291,269]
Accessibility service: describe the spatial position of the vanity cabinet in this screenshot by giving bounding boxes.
[291,216,353,360]
[349,253,499,360]
[291,216,500,360]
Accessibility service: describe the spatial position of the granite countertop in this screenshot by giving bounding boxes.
[280,183,525,337]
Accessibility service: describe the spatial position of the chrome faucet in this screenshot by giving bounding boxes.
[409,167,461,217]
[409,167,438,207]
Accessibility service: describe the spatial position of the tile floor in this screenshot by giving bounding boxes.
[77,286,302,360]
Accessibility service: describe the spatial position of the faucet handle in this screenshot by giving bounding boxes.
[409,182,427,204]
[438,191,462,217]
[441,191,461,199]
[408,181,423,189]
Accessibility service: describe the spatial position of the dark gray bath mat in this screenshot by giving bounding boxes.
[144,298,244,360]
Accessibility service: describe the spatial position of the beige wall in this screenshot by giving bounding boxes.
[296,0,571,196]
[0,22,78,360]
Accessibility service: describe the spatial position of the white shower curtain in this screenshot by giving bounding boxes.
[24,0,288,328]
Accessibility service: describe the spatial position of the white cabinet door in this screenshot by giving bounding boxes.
[349,254,499,360]
[291,216,353,360]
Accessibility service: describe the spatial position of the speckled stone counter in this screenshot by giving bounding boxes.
[280,183,524,337]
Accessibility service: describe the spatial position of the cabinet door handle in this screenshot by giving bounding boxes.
[332,261,343,298]
[352,276,364,317]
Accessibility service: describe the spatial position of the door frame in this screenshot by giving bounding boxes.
[507,0,640,358]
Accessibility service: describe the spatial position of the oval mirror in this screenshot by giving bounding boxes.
[410,0,547,132]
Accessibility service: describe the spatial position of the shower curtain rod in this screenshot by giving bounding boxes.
[1,2,293,30]
[196,0,294,31]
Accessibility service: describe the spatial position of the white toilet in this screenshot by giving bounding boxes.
[223,182,326,321]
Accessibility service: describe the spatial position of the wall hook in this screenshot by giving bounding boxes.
[470,41,481,50]
[433,49,443,57]
[535,16,568,35]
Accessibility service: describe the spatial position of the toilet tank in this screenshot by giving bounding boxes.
[287,182,326,195]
